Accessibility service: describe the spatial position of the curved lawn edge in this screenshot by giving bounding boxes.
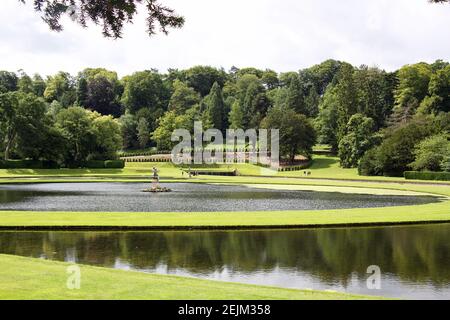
[0,201,449,231]
[0,254,384,300]
[0,175,449,231]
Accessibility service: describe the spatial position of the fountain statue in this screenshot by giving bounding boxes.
[142,167,172,193]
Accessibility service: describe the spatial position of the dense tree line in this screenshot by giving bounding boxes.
[0,60,449,174]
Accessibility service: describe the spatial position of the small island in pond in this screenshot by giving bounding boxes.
[142,186,172,193]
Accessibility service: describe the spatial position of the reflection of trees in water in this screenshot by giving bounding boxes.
[0,226,449,286]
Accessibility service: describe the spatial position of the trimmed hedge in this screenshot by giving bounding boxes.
[0,159,124,169]
[85,160,106,169]
[404,171,450,181]
[0,160,60,169]
[84,160,125,169]
[104,160,125,169]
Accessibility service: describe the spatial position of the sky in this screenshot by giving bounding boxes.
[1,0,450,78]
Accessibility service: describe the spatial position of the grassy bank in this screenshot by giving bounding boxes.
[0,254,377,300]
[0,201,448,230]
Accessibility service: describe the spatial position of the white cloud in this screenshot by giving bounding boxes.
[0,0,449,78]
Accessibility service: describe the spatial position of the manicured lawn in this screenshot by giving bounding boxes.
[0,254,378,300]
[0,201,448,229]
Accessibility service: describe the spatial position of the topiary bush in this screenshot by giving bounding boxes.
[85,160,106,169]
[104,160,125,169]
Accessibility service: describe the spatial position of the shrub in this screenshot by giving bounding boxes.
[358,117,437,177]
[0,160,45,169]
[358,148,382,176]
[441,155,450,172]
[104,160,125,169]
[410,134,450,171]
[85,160,105,169]
[404,171,450,181]
[42,160,60,169]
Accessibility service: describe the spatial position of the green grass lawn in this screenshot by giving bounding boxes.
[0,254,380,300]
[0,201,448,229]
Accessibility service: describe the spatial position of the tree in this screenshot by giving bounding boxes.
[304,86,320,118]
[17,72,34,94]
[279,72,299,87]
[121,70,168,115]
[391,63,433,122]
[19,0,184,38]
[203,82,224,130]
[47,100,64,120]
[13,93,51,160]
[418,65,450,114]
[229,101,244,129]
[334,63,358,142]
[56,106,95,165]
[442,155,450,172]
[0,92,54,160]
[262,107,316,162]
[242,83,261,129]
[137,117,150,149]
[136,106,164,134]
[44,71,76,106]
[76,77,88,107]
[0,71,18,94]
[315,84,339,151]
[119,113,138,150]
[338,114,377,168]
[17,72,47,97]
[32,74,47,97]
[285,75,306,115]
[261,70,279,90]
[151,108,200,150]
[168,80,200,113]
[184,66,228,97]
[354,67,395,129]
[299,59,343,95]
[359,116,437,176]
[76,68,123,116]
[235,75,270,130]
[90,113,123,160]
[410,134,450,171]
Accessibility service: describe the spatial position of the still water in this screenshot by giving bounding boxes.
[1,224,449,299]
[0,183,442,212]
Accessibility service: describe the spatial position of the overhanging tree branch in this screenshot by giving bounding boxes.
[18,0,185,38]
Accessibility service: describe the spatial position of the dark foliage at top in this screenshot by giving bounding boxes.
[19,0,184,38]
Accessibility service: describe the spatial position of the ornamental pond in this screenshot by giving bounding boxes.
[0,182,442,212]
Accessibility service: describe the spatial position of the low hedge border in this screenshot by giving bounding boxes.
[404,171,450,181]
[0,160,60,169]
[0,160,125,170]
[84,160,125,169]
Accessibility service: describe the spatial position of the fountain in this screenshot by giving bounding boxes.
[142,167,172,193]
